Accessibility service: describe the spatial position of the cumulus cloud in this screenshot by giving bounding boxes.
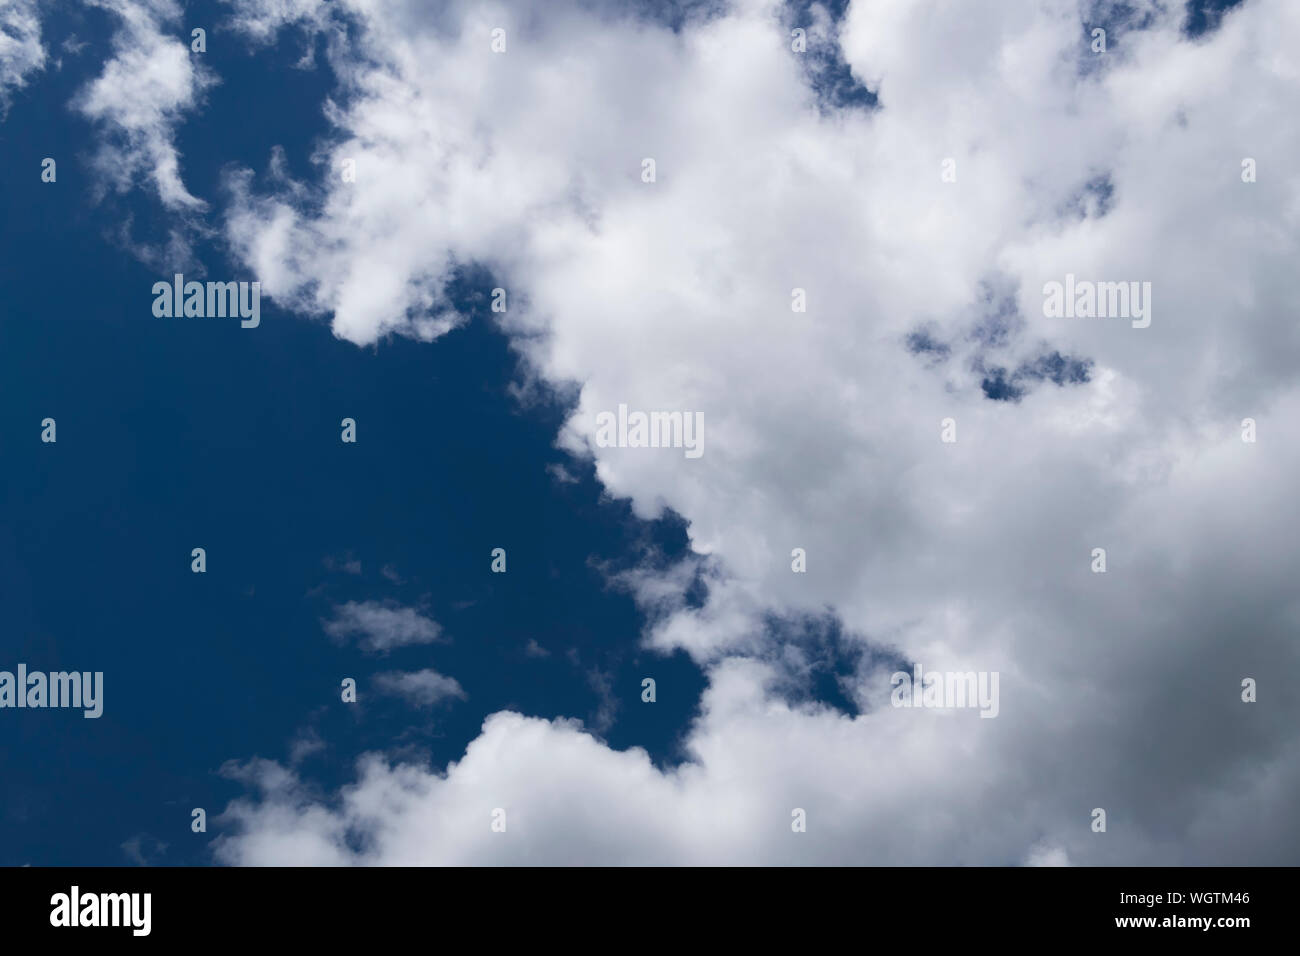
[372,669,467,707]
[321,600,445,653]
[214,657,1300,865]
[72,0,215,209]
[0,0,45,114]
[211,0,1300,864]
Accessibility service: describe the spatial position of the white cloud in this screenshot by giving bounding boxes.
[372,669,467,707]
[288,727,326,765]
[214,657,1300,865]
[0,0,46,113]
[220,0,329,46]
[321,600,445,653]
[211,0,1300,864]
[72,0,215,209]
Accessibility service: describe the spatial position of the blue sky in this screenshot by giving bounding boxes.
[1,0,708,865]
[2,0,1296,867]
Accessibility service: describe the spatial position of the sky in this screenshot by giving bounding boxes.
[2,0,1298,866]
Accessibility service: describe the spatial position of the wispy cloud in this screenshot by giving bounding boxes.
[321,600,444,653]
[0,0,46,116]
[72,0,215,210]
[372,668,466,707]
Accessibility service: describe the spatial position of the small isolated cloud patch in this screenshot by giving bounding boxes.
[321,600,444,653]
[372,669,466,707]
[72,0,216,210]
